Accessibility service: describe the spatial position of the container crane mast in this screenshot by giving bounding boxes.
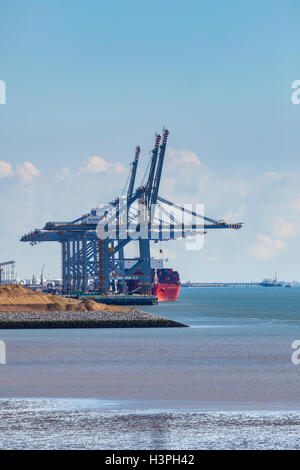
[20,129,243,295]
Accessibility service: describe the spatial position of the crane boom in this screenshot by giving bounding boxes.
[20,127,243,297]
[145,134,161,200]
[127,145,140,200]
[150,128,169,208]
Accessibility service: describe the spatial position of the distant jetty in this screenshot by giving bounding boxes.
[181,280,292,288]
[181,282,260,288]
[0,285,187,329]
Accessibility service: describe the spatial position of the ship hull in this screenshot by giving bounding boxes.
[152,283,180,302]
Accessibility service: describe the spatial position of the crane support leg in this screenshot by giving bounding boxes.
[139,239,151,294]
[98,239,109,293]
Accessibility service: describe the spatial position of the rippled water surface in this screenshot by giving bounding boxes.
[1,287,300,449]
[1,398,300,449]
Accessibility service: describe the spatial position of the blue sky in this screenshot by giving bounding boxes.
[1,0,300,281]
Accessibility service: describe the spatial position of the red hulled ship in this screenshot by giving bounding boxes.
[151,267,180,301]
[126,262,180,301]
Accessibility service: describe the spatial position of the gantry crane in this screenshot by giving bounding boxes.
[20,129,242,295]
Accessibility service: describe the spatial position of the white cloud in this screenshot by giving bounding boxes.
[264,171,297,185]
[162,176,177,195]
[274,218,298,239]
[291,199,300,213]
[220,205,246,223]
[113,162,127,174]
[56,166,73,180]
[0,161,14,179]
[201,248,220,263]
[250,234,286,259]
[202,254,218,262]
[80,156,126,174]
[223,178,249,197]
[16,162,40,184]
[167,148,203,169]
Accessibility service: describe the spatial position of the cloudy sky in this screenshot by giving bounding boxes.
[1,0,300,281]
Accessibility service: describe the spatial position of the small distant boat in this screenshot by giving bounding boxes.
[285,282,292,288]
[260,273,283,287]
